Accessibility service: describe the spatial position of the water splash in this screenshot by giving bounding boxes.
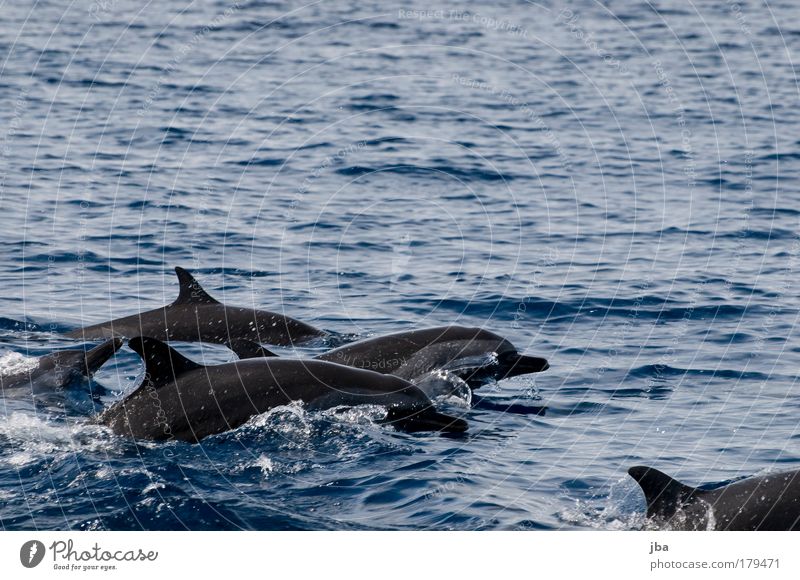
[0,351,38,377]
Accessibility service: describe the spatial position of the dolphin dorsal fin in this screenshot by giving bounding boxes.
[226,338,279,359]
[172,267,219,305]
[128,336,203,387]
[628,466,697,519]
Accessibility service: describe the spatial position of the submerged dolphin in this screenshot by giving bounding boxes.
[628,465,800,531]
[228,326,549,413]
[65,267,325,346]
[99,337,467,443]
[0,339,122,394]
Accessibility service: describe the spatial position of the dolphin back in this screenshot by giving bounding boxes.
[65,267,325,345]
[101,336,468,441]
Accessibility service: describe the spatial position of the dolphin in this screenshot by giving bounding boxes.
[628,465,800,531]
[98,337,468,442]
[64,267,325,346]
[227,326,549,413]
[1,339,123,394]
[230,326,549,383]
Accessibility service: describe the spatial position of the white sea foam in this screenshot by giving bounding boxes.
[142,481,166,494]
[0,412,119,467]
[0,351,39,377]
[414,370,472,407]
[557,476,649,530]
[254,454,274,476]
[321,404,387,425]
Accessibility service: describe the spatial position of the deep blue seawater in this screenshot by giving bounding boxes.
[1,0,800,530]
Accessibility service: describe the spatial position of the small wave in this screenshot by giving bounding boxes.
[610,385,674,400]
[229,453,314,479]
[749,207,800,217]
[232,157,286,167]
[626,364,770,381]
[335,164,514,182]
[422,294,758,323]
[160,126,194,142]
[26,250,107,264]
[0,317,43,332]
[82,495,252,531]
[546,401,608,417]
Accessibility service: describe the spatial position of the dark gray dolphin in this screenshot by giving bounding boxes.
[628,465,800,531]
[65,267,325,346]
[228,326,549,413]
[230,326,548,384]
[317,326,549,384]
[99,337,467,443]
[1,339,123,394]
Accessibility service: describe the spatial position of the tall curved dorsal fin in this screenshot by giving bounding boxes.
[628,466,698,519]
[172,267,219,305]
[128,336,203,387]
[225,339,279,360]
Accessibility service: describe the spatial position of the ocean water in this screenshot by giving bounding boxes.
[1,0,799,530]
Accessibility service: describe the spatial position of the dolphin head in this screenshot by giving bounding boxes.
[495,351,550,379]
[442,334,548,385]
[449,329,550,380]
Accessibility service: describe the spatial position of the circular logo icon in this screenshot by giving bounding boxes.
[20,540,46,568]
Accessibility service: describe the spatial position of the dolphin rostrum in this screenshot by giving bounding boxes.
[628,465,800,531]
[65,267,325,346]
[99,337,468,442]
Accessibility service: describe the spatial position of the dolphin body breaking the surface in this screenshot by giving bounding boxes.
[227,325,550,414]
[314,326,549,383]
[0,339,122,395]
[99,337,468,443]
[65,267,325,346]
[628,465,800,531]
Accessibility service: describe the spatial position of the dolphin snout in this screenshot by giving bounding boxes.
[500,353,550,378]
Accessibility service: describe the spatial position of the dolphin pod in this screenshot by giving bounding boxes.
[65,267,325,346]
[227,325,550,414]
[628,466,800,531]
[0,339,123,394]
[98,336,468,442]
[9,266,795,530]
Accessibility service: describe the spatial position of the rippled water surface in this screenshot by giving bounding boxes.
[2,0,800,530]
